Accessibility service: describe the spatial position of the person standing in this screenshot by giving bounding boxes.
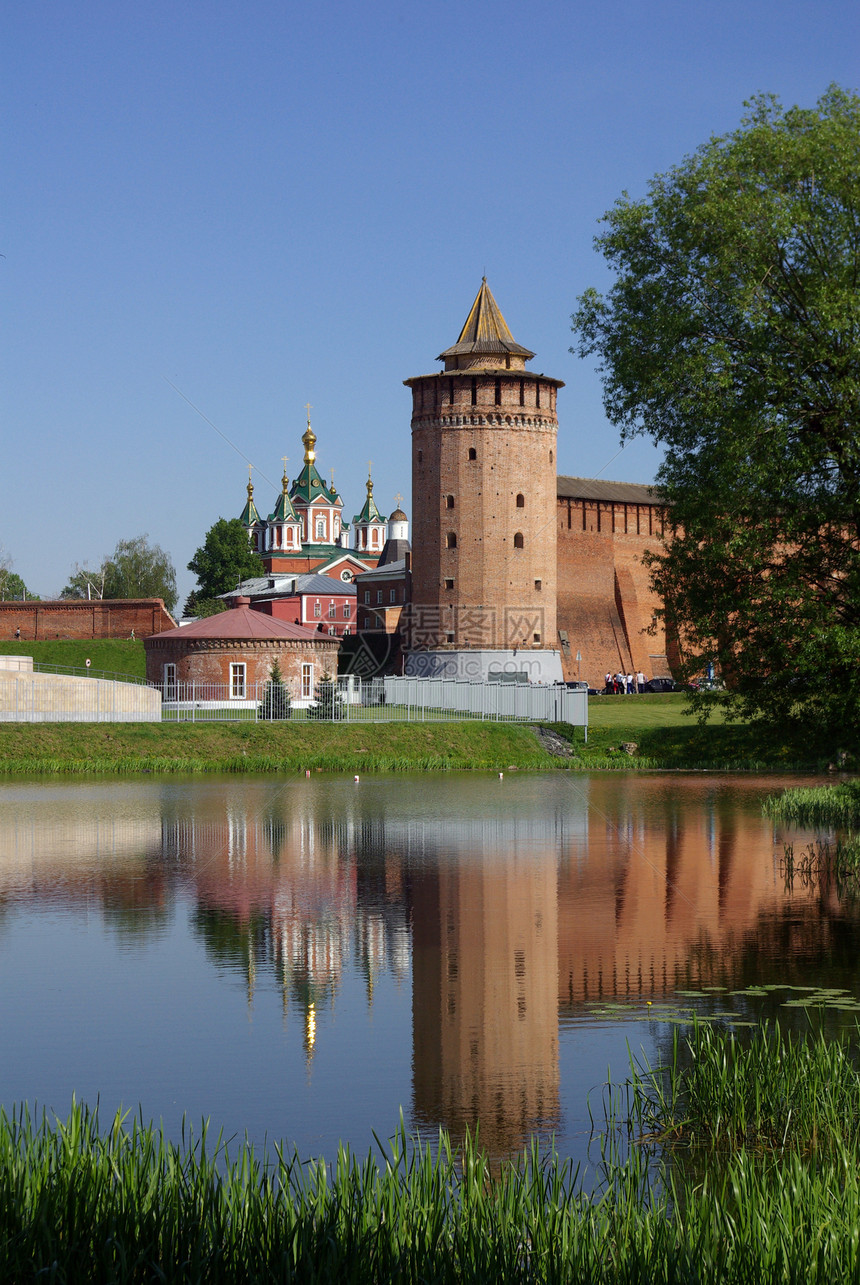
[636,669,645,693]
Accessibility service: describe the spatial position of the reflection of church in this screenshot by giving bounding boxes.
[5,779,848,1157]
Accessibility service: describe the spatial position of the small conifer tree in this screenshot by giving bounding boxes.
[307,671,342,720]
[259,659,291,720]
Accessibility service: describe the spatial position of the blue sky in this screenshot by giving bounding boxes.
[4,0,858,605]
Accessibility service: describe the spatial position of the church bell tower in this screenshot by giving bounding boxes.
[404,280,563,682]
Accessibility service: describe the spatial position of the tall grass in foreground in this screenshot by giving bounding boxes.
[7,1025,860,1281]
[629,1019,860,1155]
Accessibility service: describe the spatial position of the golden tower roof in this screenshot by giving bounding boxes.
[438,278,535,364]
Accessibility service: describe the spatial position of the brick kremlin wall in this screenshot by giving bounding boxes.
[0,599,176,641]
[555,482,674,688]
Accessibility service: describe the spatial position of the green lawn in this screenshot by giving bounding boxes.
[0,638,146,680]
[567,692,824,769]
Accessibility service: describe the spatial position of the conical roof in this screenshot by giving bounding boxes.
[156,600,328,641]
[239,475,261,527]
[438,278,535,361]
[353,475,385,526]
[269,467,301,523]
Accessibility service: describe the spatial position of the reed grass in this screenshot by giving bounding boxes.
[781,837,860,888]
[8,1026,860,1283]
[629,1019,860,1156]
[764,781,860,829]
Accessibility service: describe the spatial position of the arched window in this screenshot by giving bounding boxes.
[514,532,524,549]
[446,532,457,549]
[446,495,455,509]
[516,493,525,508]
[418,450,423,464]
[468,447,477,461]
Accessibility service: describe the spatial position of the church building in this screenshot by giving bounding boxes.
[240,411,390,584]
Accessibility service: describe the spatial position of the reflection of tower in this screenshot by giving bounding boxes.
[405,279,564,682]
[410,851,560,1154]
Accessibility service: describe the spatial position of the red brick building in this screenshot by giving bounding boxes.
[405,279,563,682]
[144,598,340,702]
[223,573,356,637]
[403,280,671,689]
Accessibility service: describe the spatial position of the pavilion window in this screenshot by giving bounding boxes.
[230,663,246,699]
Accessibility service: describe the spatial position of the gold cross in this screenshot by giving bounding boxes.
[393,492,404,508]
[281,455,289,480]
[367,460,372,477]
[305,402,313,423]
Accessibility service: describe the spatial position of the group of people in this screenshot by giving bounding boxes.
[606,671,646,694]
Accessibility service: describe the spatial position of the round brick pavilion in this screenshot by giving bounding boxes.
[145,597,340,702]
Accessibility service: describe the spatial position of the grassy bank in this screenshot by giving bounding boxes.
[5,1025,860,1282]
[0,698,829,775]
[566,692,828,770]
[0,721,561,775]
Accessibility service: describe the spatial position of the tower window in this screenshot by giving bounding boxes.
[446,495,455,509]
[535,383,541,409]
[535,579,542,591]
[516,493,524,508]
[449,377,455,404]
[519,379,525,407]
[514,532,524,549]
[494,378,501,405]
[418,450,423,464]
[550,450,553,463]
[446,532,457,549]
[468,448,477,461]
[470,377,477,406]
[444,578,454,590]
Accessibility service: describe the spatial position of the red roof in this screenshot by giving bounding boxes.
[154,602,335,642]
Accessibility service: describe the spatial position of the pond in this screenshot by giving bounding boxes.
[0,771,852,1164]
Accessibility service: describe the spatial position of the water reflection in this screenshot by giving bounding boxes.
[0,773,850,1159]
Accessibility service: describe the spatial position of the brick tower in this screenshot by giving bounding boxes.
[404,280,564,682]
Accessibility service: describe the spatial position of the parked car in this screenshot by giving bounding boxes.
[644,677,678,693]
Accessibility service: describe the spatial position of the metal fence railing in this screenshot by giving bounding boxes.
[154,675,588,728]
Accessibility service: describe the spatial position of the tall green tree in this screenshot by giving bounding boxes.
[62,537,178,613]
[186,518,264,612]
[103,536,177,612]
[572,85,860,751]
[0,559,39,600]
